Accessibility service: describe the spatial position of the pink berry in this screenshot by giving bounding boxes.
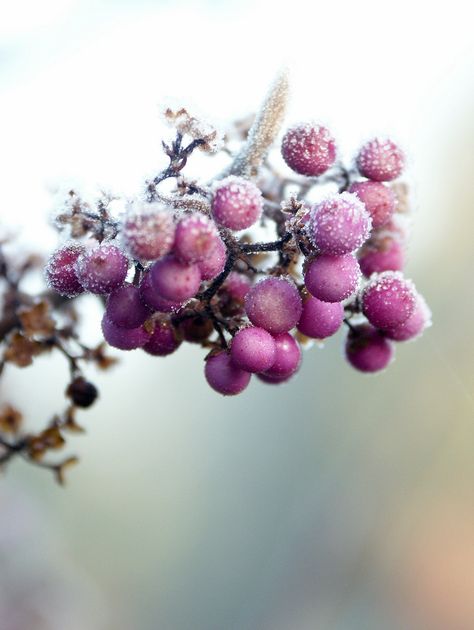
[143,318,182,356]
[101,314,151,350]
[297,295,344,339]
[122,205,175,261]
[106,283,151,329]
[45,243,85,297]
[205,352,251,396]
[304,254,361,303]
[139,272,183,313]
[358,236,405,278]
[224,272,251,302]
[262,333,301,379]
[345,324,394,373]
[348,181,396,228]
[230,326,276,373]
[308,192,372,255]
[281,123,336,176]
[356,138,405,182]
[76,244,128,294]
[245,277,302,334]
[361,271,417,330]
[150,255,201,302]
[197,236,227,281]
[383,293,431,341]
[174,213,221,264]
[211,176,262,230]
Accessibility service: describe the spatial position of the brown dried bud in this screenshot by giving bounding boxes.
[0,405,22,434]
[18,300,56,338]
[4,332,45,367]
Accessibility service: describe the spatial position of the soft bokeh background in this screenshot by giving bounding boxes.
[1,1,473,628]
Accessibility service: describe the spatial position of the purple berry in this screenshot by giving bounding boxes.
[123,205,175,261]
[106,283,150,329]
[361,271,417,330]
[304,254,361,303]
[150,255,201,302]
[358,236,405,277]
[281,123,336,176]
[297,295,343,339]
[245,277,302,334]
[356,138,405,182]
[139,272,183,313]
[76,244,128,294]
[211,176,263,231]
[45,243,85,297]
[345,324,394,373]
[383,293,431,341]
[174,213,221,264]
[143,318,182,356]
[348,181,396,228]
[205,352,251,396]
[308,192,372,255]
[224,272,251,302]
[257,372,293,385]
[230,326,276,373]
[197,236,227,280]
[101,314,151,350]
[262,333,301,379]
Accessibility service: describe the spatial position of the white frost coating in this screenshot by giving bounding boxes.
[161,104,224,154]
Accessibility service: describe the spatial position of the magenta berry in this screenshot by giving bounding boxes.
[257,372,293,385]
[345,324,394,373]
[45,243,85,297]
[123,205,175,261]
[262,333,301,380]
[139,272,183,313]
[106,283,150,329]
[356,138,405,182]
[245,277,302,334]
[297,295,344,339]
[76,244,128,294]
[143,318,182,356]
[383,293,431,342]
[197,236,227,281]
[358,236,405,278]
[174,213,221,264]
[361,271,417,330]
[308,192,372,255]
[211,176,263,230]
[205,352,251,396]
[230,326,276,373]
[304,254,361,303]
[348,181,396,228]
[101,314,151,350]
[281,123,336,176]
[150,255,201,302]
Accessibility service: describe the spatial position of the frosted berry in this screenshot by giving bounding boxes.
[245,277,302,334]
[211,176,262,230]
[174,213,221,264]
[308,192,372,255]
[361,271,417,330]
[150,255,201,302]
[106,283,150,329]
[297,295,344,339]
[345,324,394,373]
[304,254,361,303]
[205,352,251,396]
[262,333,301,380]
[348,181,396,228]
[230,326,276,373]
[224,272,251,302]
[123,205,175,261]
[139,272,183,313]
[197,236,227,281]
[143,318,182,356]
[76,244,128,294]
[356,138,405,182]
[383,293,431,341]
[101,314,151,350]
[358,236,405,278]
[281,123,336,176]
[45,243,85,297]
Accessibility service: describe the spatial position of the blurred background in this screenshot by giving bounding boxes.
[0,1,473,628]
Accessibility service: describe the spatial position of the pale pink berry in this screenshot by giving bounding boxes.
[304,254,361,303]
[205,352,251,396]
[345,324,394,373]
[197,236,227,281]
[361,271,417,330]
[358,236,405,278]
[174,213,221,264]
[348,181,396,228]
[262,333,301,380]
[211,176,262,231]
[139,272,183,313]
[123,205,175,261]
[383,293,431,341]
[150,255,201,303]
[245,277,302,334]
[281,123,336,176]
[356,138,405,182]
[297,295,343,339]
[45,243,85,297]
[224,272,251,302]
[230,326,276,373]
[76,244,128,294]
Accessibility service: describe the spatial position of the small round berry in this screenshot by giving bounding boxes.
[358,236,405,278]
[180,316,214,343]
[101,314,151,350]
[106,283,150,329]
[45,244,85,297]
[348,181,396,228]
[383,293,431,342]
[230,326,276,374]
[224,272,251,302]
[139,272,183,313]
[174,213,221,264]
[356,138,405,182]
[76,244,128,294]
[262,333,301,380]
[122,204,175,261]
[66,376,98,408]
[205,352,251,396]
[143,318,182,356]
[308,192,372,255]
[281,123,336,176]
[297,295,343,339]
[150,255,201,302]
[345,324,394,373]
[197,236,227,281]
[304,254,361,303]
[245,277,302,334]
[361,271,417,330]
[257,372,293,385]
[211,176,263,230]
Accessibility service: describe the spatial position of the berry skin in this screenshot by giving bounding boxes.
[150,255,201,302]
[101,314,151,350]
[281,123,336,176]
[180,316,214,343]
[197,236,227,281]
[304,254,361,303]
[245,277,302,335]
[76,244,129,295]
[348,181,396,228]
[224,272,251,302]
[358,236,405,278]
[257,372,293,385]
[139,272,183,313]
[211,176,263,230]
[345,324,394,372]
[174,213,221,264]
[143,319,182,356]
[297,295,344,339]
[45,244,85,297]
[122,205,175,261]
[356,138,405,182]
[383,293,431,342]
[361,271,417,330]
[230,326,276,373]
[262,332,301,380]
[66,376,98,408]
[106,283,151,329]
[205,352,251,396]
[308,192,372,255]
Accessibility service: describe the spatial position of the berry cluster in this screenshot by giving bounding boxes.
[45,76,431,396]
